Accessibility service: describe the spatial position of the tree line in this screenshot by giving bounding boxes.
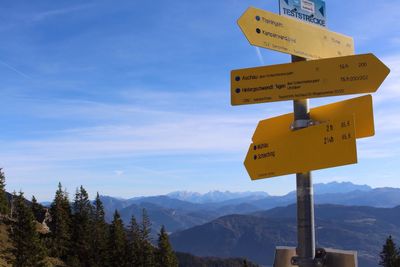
[0,168,178,267]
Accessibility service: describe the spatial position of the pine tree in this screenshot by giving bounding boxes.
[108,210,127,267]
[139,208,155,267]
[72,185,94,266]
[156,225,178,267]
[31,195,43,222]
[380,235,400,267]
[9,191,46,267]
[0,168,10,215]
[127,215,141,266]
[92,192,109,267]
[49,182,72,261]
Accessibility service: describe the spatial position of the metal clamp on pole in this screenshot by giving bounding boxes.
[291,119,310,130]
[315,248,327,263]
[291,257,324,267]
[290,119,322,130]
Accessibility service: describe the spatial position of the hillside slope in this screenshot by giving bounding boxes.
[170,204,400,267]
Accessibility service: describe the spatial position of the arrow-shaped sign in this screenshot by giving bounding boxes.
[238,7,353,59]
[245,115,357,180]
[252,95,374,142]
[231,53,390,105]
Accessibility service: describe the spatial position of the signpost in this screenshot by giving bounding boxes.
[237,7,354,59]
[252,94,375,141]
[231,2,390,266]
[231,54,390,105]
[244,114,357,180]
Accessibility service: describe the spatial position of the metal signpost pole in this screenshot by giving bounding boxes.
[292,55,316,267]
[295,171,316,266]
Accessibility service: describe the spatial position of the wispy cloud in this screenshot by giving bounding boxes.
[255,47,265,65]
[4,89,234,124]
[0,115,253,162]
[0,87,259,165]
[0,59,31,79]
[32,4,95,22]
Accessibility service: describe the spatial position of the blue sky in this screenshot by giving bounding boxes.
[1,0,399,201]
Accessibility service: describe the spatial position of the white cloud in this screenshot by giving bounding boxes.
[1,81,282,176]
[0,107,256,164]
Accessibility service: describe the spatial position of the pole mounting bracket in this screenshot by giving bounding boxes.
[291,248,327,267]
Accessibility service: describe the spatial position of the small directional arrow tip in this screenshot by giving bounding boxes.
[319,6,325,17]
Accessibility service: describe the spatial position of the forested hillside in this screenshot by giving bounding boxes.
[0,169,256,267]
[0,167,178,266]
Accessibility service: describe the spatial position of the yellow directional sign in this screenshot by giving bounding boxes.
[231,54,390,105]
[245,115,357,180]
[238,7,354,59]
[252,95,374,141]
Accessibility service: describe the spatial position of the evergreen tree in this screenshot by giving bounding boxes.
[49,182,72,261]
[127,215,141,266]
[9,191,46,267]
[380,235,400,267]
[108,210,127,267]
[31,195,43,222]
[72,185,94,266]
[92,192,109,267]
[0,168,10,215]
[156,225,178,267]
[139,208,155,267]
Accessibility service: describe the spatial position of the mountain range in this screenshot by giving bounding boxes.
[35,181,400,266]
[170,204,400,267]
[96,182,400,234]
[166,190,270,203]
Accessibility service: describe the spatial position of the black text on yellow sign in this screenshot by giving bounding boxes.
[231,54,390,105]
[244,115,357,180]
[237,7,354,59]
[252,95,375,141]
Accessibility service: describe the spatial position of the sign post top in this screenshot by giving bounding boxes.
[279,0,327,27]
